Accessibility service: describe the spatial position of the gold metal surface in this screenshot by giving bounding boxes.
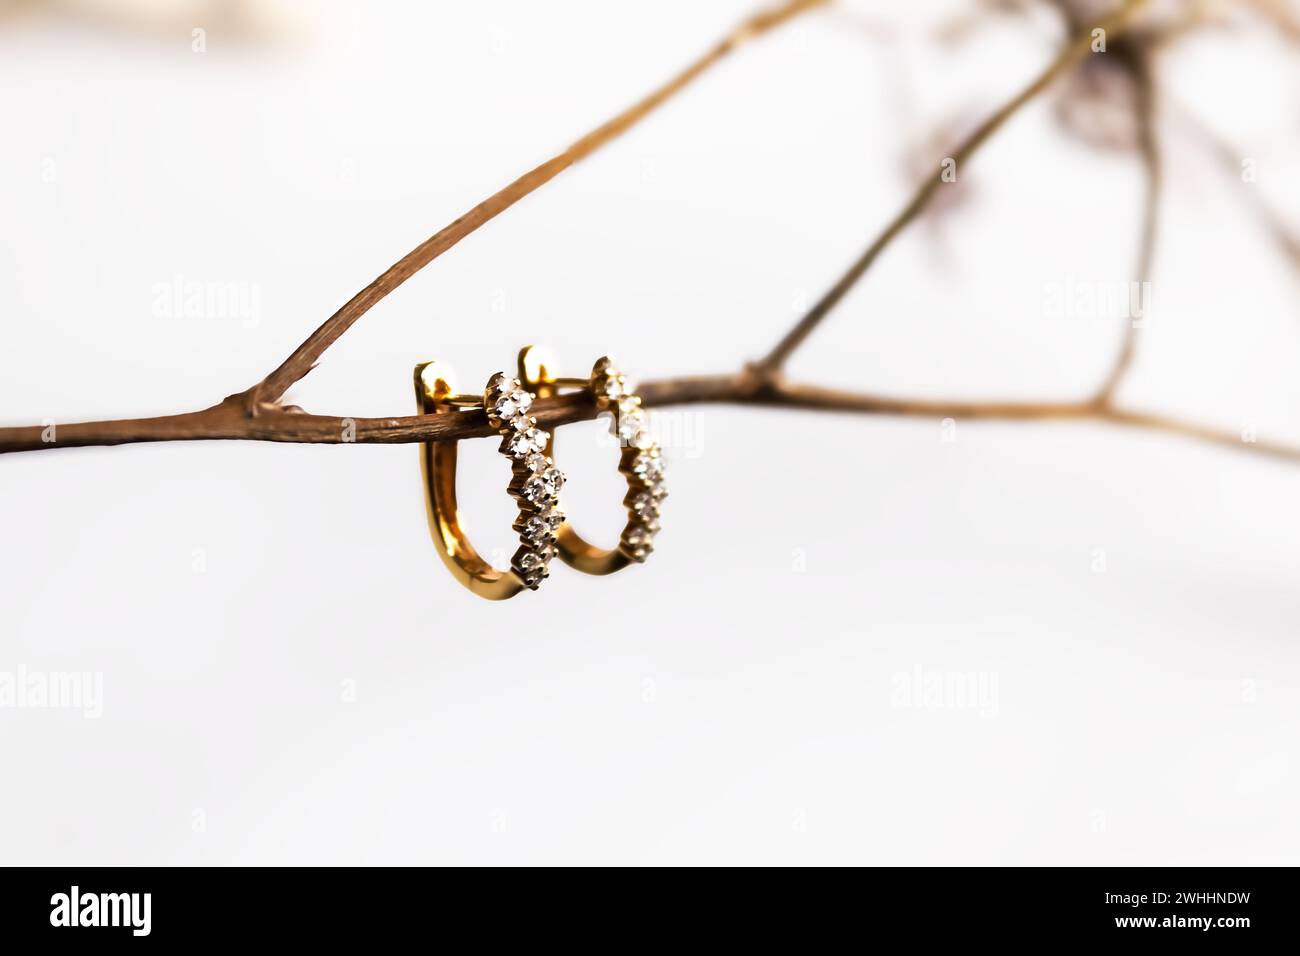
[414,361,526,600]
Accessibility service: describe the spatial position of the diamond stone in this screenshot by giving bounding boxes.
[521,515,552,546]
[631,453,664,480]
[523,473,557,504]
[617,408,645,442]
[507,431,533,456]
[493,386,532,422]
[524,452,550,473]
[602,375,627,400]
[508,427,546,458]
[625,525,654,548]
[629,492,658,517]
[494,395,518,421]
[518,550,544,572]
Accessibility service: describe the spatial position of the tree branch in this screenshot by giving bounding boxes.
[246,0,828,411]
[1093,45,1161,403]
[753,0,1148,373]
[3,0,1297,474]
[1170,97,1300,274]
[6,371,1297,466]
[0,375,747,453]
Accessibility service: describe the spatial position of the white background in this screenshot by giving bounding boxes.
[2,0,1299,864]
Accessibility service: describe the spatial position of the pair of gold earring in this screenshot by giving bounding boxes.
[414,346,666,600]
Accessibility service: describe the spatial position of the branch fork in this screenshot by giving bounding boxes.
[4,0,1296,466]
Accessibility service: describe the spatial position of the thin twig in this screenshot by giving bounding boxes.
[1093,46,1161,403]
[247,0,828,411]
[754,0,1147,373]
[1170,97,1300,273]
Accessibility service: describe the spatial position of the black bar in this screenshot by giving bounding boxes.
[0,866,1288,943]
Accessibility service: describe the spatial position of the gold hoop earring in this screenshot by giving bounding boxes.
[414,361,565,599]
[519,346,666,574]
